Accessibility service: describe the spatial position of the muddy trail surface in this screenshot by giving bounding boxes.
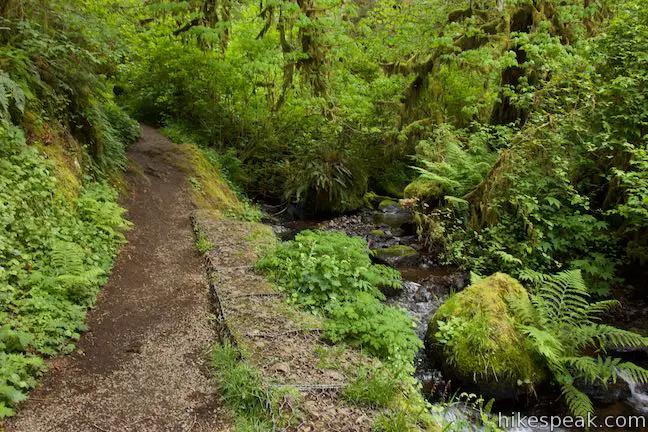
[5,127,233,432]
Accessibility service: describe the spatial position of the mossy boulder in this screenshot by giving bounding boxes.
[373,245,419,267]
[376,245,417,257]
[378,199,399,209]
[426,273,547,399]
[363,192,393,209]
[403,178,444,202]
[370,229,386,237]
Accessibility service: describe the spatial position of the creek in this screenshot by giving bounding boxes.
[264,204,648,431]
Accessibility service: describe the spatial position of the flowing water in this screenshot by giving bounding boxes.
[266,205,648,431]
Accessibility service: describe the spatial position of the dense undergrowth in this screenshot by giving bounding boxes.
[257,230,439,430]
[105,0,647,296]
[257,230,421,367]
[0,0,138,417]
[3,0,648,426]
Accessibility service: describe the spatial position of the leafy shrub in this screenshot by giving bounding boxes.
[0,123,129,416]
[0,353,45,417]
[256,230,401,309]
[327,292,422,363]
[257,229,423,379]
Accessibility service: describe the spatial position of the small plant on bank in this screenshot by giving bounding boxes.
[195,231,215,253]
[326,292,422,364]
[372,410,411,432]
[211,343,302,430]
[428,392,500,432]
[343,366,402,408]
[256,230,401,309]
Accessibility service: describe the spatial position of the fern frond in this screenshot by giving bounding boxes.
[56,267,103,287]
[520,325,564,367]
[412,164,462,190]
[50,241,86,276]
[583,300,619,321]
[508,294,537,325]
[552,269,588,293]
[518,268,553,286]
[617,362,648,384]
[561,383,594,418]
[592,324,648,350]
[564,356,618,385]
[0,72,26,120]
[570,324,603,351]
[535,270,589,326]
[0,87,7,118]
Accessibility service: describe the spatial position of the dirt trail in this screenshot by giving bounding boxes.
[5,127,233,432]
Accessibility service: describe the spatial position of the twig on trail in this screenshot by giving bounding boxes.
[230,292,285,299]
[185,413,197,431]
[244,328,323,338]
[91,423,113,432]
[271,383,347,392]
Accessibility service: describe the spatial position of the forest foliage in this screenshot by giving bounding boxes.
[0,0,137,416]
[2,0,648,424]
[106,0,648,294]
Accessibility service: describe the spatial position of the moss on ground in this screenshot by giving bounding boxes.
[173,144,246,217]
[427,273,547,396]
[364,192,395,209]
[243,225,277,253]
[31,125,84,201]
[375,245,418,257]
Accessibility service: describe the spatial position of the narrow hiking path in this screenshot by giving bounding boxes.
[5,127,233,432]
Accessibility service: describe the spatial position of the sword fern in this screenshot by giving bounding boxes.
[512,269,648,417]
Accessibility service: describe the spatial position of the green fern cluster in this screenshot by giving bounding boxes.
[513,270,648,417]
[411,124,497,200]
[283,143,368,214]
[0,72,25,122]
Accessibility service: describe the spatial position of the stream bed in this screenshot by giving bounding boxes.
[265,204,648,431]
